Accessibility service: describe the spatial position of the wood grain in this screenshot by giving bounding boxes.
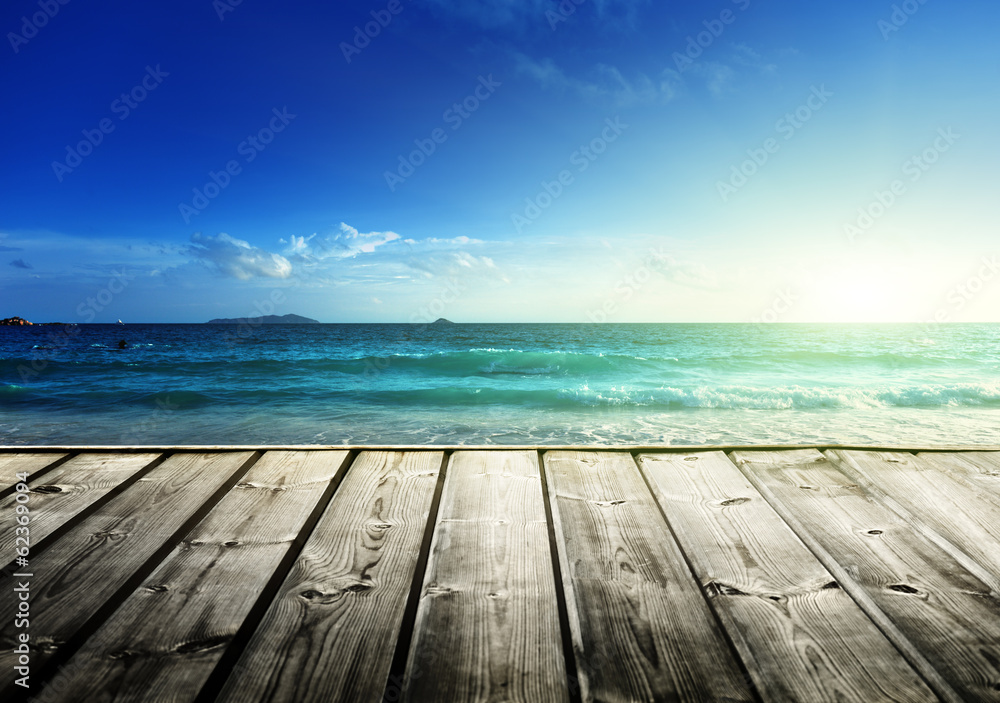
[734,448,1000,702]
[638,451,935,702]
[0,453,161,557]
[29,450,349,703]
[402,450,568,703]
[215,451,443,703]
[0,452,256,686]
[0,453,68,491]
[543,450,753,702]
[916,451,1000,507]
[830,449,1000,593]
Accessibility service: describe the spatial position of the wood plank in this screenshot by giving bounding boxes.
[30,450,350,703]
[916,451,1000,505]
[0,453,68,491]
[215,451,443,703]
[402,450,568,703]
[733,448,1000,703]
[543,450,753,702]
[638,451,935,702]
[830,449,1000,593]
[0,452,257,686]
[0,453,161,557]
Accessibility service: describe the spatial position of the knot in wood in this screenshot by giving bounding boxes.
[32,484,62,493]
[108,649,145,661]
[705,582,749,597]
[175,635,230,654]
[719,497,750,507]
[425,585,454,596]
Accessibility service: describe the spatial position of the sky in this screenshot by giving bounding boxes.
[1,0,998,323]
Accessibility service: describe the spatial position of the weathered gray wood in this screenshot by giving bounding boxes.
[830,449,1000,593]
[638,451,936,702]
[543,450,753,702]
[733,449,1000,702]
[0,452,68,491]
[402,450,568,703]
[916,451,1000,506]
[215,451,443,703]
[0,453,161,557]
[30,450,350,703]
[0,452,256,683]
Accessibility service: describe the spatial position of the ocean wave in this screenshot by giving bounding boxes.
[358,382,1000,410]
[3,377,1000,412]
[0,344,980,383]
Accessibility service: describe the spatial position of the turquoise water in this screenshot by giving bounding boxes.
[1,323,998,445]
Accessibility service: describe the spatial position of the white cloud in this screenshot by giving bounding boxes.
[189,232,292,280]
[282,222,401,261]
[731,43,777,73]
[409,235,484,249]
[513,53,680,105]
[422,0,648,31]
[690,61,736,97]
[405,250,508,283]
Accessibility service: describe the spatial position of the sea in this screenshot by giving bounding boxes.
[1,323,999,446]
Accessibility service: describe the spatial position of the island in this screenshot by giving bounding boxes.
[0,316,34,325]
[206,313,320,324]
[432,318,454,324]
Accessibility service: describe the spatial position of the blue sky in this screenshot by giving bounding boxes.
[2,0,998,322]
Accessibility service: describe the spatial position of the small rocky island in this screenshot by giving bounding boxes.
[0,316,34,325]
[432,318,454,324]
[206,313,320,324]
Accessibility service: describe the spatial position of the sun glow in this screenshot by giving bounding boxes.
[805,267,916,323]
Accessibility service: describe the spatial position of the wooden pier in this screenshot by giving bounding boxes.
[2,445,1000,702]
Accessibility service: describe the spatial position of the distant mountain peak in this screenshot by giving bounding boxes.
[432,318,454,324]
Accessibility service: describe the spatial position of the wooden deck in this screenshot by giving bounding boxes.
[2,446,1000,702]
